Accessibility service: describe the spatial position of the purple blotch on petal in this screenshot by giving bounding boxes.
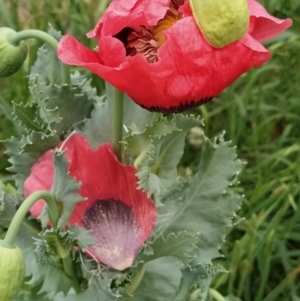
[82,199,142,270]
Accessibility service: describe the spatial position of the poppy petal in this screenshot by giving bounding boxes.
[57,34,103,66]
[82,199,142,270]
[24,134,157,270]
[57,0,292,112]
[24,150,54,218]
[87,0,170,38]
[58,25,270,112]
[247,0,293,42]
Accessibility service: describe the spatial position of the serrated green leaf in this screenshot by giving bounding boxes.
[30,26,62,85]
[156,135,243,264]
[28,27,96,135]
[1,197,75,300]
[54,277,119,301]
[124,115,179,157]
[138,231,199,265]
[29,75,96,135]
[137,149,164,196]
[12,102,44,132]
[182,265,227,301]
[67,226,95,249]
[175,265,209,301]
[105,83,153,139]
[13,283,51,301]
[15,219,76,299]
[37,265,75,299]
[50,150,85,227]
[5,132,60,193]
[71,71,102,101]
[136,114,202,195]
[82,83,152,149]
[0,186,21,228]
[41,229,73,259]
[29,76,61,126]
[123,257,183,301]
[45,82,95,134]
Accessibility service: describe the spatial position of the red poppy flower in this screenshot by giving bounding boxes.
[24,134,157,271]
[57,0,292,113]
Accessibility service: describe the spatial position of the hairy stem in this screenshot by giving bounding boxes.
[208,288,227,301]
[125,263,146,296]
[112,88,124,161]
[8,29,70,84]
[2,190,81,292]
[2,190,59,248]
[62,254,81,293]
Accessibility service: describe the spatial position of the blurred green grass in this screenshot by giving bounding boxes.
[0,0,299,300]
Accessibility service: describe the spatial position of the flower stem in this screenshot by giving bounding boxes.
[208,288,227,301]
[62,254,81,293]
[125,263,146,296]
[112,88,124,161]
[8,29,70,84]
[2,190,81,293]
[1,190,59,248]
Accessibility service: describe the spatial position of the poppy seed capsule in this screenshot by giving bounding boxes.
[0,27,27,77]
[0,241,25,301]
[189,0,249,48]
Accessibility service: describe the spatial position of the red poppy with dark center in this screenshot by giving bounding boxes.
[24,134,157,271]
[57,0,292,113]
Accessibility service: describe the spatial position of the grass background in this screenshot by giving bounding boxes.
[0,0,299,300]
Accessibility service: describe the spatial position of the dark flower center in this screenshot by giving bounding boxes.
[115,0,185,63]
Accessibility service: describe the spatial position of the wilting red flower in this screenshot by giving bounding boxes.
[24,134,157,271]
[57,0,292,113]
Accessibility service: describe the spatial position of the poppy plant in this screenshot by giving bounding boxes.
[57,0,292,113]
[24,134,157,271]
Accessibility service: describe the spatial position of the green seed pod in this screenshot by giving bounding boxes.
[189,0,249,48]
[0,27,28,77]
[0,240,25,301]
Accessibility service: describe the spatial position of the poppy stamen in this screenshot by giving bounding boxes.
[121,0,184,63]
[153,7,182,46]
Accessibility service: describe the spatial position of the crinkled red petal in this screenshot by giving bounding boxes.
[57,0,292,112]
[58,25,270,111]
[247,0,293,42]
[24,134,157,269]
[82,199,144,270]
[87,0,170,38]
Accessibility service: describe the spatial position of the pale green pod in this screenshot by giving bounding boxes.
[0,27,27,77]
[0,241,25,301]
[189,0,249,48]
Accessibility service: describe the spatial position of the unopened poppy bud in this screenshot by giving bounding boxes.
[0,240,25,301]
[0,27,28,77]
[189,0,249,48]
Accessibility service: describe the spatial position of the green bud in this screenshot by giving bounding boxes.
[0,27,28,77]
[0,240,25,301]
[189,0,249,48]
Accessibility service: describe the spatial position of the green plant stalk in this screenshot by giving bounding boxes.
[2,190,59,248]
[96,0,111,17]
[255,230,275,301]
[8,29,70,84]
[208,288,227,301]
[0,0,15,29]
[1,190,81,293]
[125,263,146,296]
[62,253,81,294]
[112,88,124,161]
